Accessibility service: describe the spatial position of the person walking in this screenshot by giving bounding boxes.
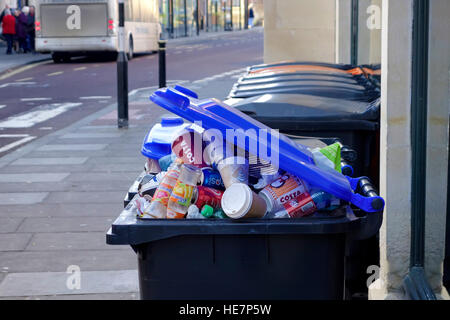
[16,6,29,53]
[27,6,35,53]
[248,5,254,29]
[1,9,15,54]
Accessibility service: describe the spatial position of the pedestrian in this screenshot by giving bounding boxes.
[1,9,15,55]
[16,6,29,53]
[27,6,35,53]
[13,9,20,53]
[248,5,254,29]
[0,4,10,23]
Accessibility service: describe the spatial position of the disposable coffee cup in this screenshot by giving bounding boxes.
[221,183,267,219]
[216,156,249,188]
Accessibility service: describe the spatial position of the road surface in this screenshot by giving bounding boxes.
[0,29,263,157]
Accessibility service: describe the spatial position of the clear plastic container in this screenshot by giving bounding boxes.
[141,117,189,160]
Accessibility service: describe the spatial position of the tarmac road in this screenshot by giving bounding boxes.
[0,28,263,157]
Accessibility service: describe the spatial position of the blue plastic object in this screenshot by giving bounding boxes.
[141,116,189,159]
[150,86,384,213]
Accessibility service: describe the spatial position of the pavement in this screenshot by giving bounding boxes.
[0,30,258,299]
[0,41,51,76]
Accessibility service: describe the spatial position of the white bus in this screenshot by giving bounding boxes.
[35,0,160,62]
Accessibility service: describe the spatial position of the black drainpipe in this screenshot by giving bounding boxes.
[350,0,359,66]
[402,0,437,300]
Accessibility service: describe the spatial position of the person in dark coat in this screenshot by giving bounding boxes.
[27,6,35,53]
[16,7,29,53]
[1,9,15,54]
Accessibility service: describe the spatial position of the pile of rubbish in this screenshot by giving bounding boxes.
[131,117,344,220]
[125,85,384,220]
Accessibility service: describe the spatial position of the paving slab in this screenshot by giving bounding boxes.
[0,234,32,251]
[0,180,132,193]
[10,157,89,166]
[60,133,124,139]
[44,191,126,204]
[0,218,24,233]
[66,172,139,182]
[17,217,115,233]
[0,173,70,183]
[0,270,138,297]
[0,203,123,218]
[37,144,108,151]
[0,250,136,273]
[85,156,143,165]
[0,193,48,205]
[26,232,127,251]
[0,292,138,300]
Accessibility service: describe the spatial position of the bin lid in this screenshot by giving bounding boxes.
[233,80,368,93]
[238,74,360,86]
[248,61,356,72]
[228,85,380,101]
[150,86,384,212]
[233,93,380,122]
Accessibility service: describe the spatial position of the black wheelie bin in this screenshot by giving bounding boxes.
[106,86,384,300]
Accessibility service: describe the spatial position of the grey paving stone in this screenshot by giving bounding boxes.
[10,158,89,166]
[0,218,24,233]
[66,172,139,182]
[44,191,126,204]
[27,150,117,158]
[85,156,143,165]
[26,232,127,251]
[0,173,70,183]
[0,180,131,193]
[0,250,136,272]
[0,234,32,251]
[0,165,95,174]
[0,193,48,205]
[0,292,138,300]
[60,133,123,139]
[0,270,138,297]
[17,217,115,233]
[0,203,123,218]
[37,144,107,151]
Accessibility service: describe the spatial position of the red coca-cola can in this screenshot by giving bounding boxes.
[192,186,224,209]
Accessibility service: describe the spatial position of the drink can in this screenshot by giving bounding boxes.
[200,168,225,190]
[192,186,224,209]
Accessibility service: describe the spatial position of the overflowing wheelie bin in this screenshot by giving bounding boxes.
[106,85,384,300]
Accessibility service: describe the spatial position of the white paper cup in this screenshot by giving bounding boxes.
[221,183,267,219]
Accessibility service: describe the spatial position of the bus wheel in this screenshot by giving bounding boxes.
[52,53,63,63]
[127,36,134,60]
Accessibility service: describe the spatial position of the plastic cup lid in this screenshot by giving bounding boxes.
[221,183,252,219]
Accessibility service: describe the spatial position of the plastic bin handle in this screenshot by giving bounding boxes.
[346,176,384,212]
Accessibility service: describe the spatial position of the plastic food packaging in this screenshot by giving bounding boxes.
[312,142,342,173]
[167,164,202,219]
[147,160,182,218]
[138,172,166,199]
[145,158,162,174]
[186,204,205,219]
[221,183,267,219]
[158,153,176,171]
[133,195,153,219]
[200,205,214,218]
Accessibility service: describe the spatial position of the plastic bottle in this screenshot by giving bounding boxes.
[167,164,202,219]
[147,159,182,218]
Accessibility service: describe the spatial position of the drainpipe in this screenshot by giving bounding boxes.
[350,0,358,66]
[402,0,436,300]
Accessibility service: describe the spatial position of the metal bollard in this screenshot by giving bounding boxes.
[158,40,167,88]
[117,0,128,129]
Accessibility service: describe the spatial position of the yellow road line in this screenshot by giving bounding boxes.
[74,67,87,71]
[0,60,51,81]
[15,77,34,82]
[47,71,64,76]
